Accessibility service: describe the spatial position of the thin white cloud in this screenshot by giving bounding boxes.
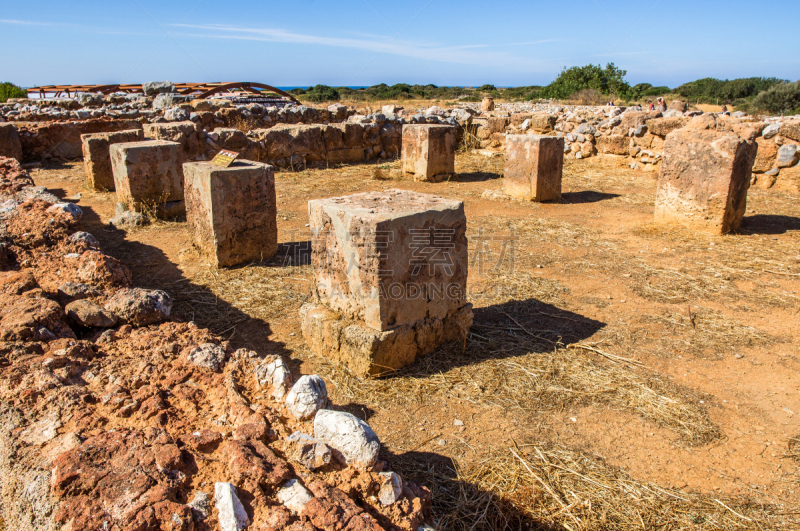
[174,23,555,69]
[0,18,66,26]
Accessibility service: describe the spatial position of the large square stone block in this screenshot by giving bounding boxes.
[142,122,201,158]
[81,129,144,191]
[183,160,277,267]
[402,125,456,182]
[308,189,468,331]
[655,129,758,234]
[503,135,564,201]
[0,124,23,162]
[110,140,185,216]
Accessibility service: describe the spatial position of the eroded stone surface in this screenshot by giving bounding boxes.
[110,139,185,215]
[503,134,564,201]
[308,189,468,331]
[81,129,144,191]
[300,302,473,377]
[183,160,277,267]
[655,118,758,234]
[402,124,456,182]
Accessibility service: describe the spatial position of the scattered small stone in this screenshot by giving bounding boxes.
[214,482,249,531]
[65,299,117,328]
[187,491,212,521]
[109,210,146,229]
[255,356,292,399]
[313,409,380,469]
[276,479,314,514]
[47,202,82,220]
[185,343,227,372]
[453,419,464,426]
[104,288,172,326]
[285,375,327,420]
[378,471,404,505]
[284,431,331,470]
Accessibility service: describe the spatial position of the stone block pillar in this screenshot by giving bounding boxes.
[81,129,144,191]
[110,140,185,217]
[655,129,758,234]
[503,134,564,201]
[183,160,277,267]
[300,189,473,377]
[402,124,456,182]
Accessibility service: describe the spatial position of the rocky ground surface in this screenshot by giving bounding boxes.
[0,157,429,531]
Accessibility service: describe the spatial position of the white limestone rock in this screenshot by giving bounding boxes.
[313,409,380,469]
[285,375,327,420]
[378,471,403,505]
[214,482,249,531]
[255,357,292,399]
[277,479,314,514]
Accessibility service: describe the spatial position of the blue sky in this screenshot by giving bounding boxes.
[2,0,798,89]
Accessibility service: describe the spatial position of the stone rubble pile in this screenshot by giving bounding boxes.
[0,156,430,530]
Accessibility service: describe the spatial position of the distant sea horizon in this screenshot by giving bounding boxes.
[276,86,368,91]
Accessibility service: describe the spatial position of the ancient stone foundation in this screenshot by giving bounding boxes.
[301,189,473,376]
[183,160,278,267]
[655,125,758,234]
[81,129,144,191]
[0,123,23,162]
[110,139,185,217]
[503,134,564,201]
[402,124,456,182]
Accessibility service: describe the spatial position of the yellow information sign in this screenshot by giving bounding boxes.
[211,149,240,167]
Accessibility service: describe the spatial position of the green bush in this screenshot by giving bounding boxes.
[675,77,785,104]
[299,84,340,102]
[539,63,631,100]
[751,81,800,115]
[0,82,27,103]
[477,84,496,92]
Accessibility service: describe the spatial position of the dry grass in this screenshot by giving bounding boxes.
[394,443,789,531]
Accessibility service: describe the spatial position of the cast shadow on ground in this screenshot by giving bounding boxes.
[456,171,503,183]
[377,297,605,379]
[75,202,293,359]
[382,449,542,530]
[560,191,620,204]
[739,214,800,235]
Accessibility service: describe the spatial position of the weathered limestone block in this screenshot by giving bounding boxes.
[0,124,23,162]
[481,97,495,112]
[510,113,556,133]
[14,119,142,160]
[183,160,277,267]
[487,117,509,135]
[300,303,473,377]
[309,190,467,330]
[143,121,201,158]
[595,134,629,155]
[81,129,144,191]
[303,190,472,376]
[503,135,564,201]
[110,140,185,216]
[402,125,455,182]
[655,128,758,234]
[752,137,779,173]
[646,116,690,137]
[669,100,688,113]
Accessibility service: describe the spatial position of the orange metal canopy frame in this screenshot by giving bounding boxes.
[27,82,301,104]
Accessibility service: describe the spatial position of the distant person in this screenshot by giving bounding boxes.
[637,103,643,111]
[656,97,667,112]
[648,100,655,111]
[720,105,730,116]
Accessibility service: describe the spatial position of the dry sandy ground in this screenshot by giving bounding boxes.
[31,151,800,528]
